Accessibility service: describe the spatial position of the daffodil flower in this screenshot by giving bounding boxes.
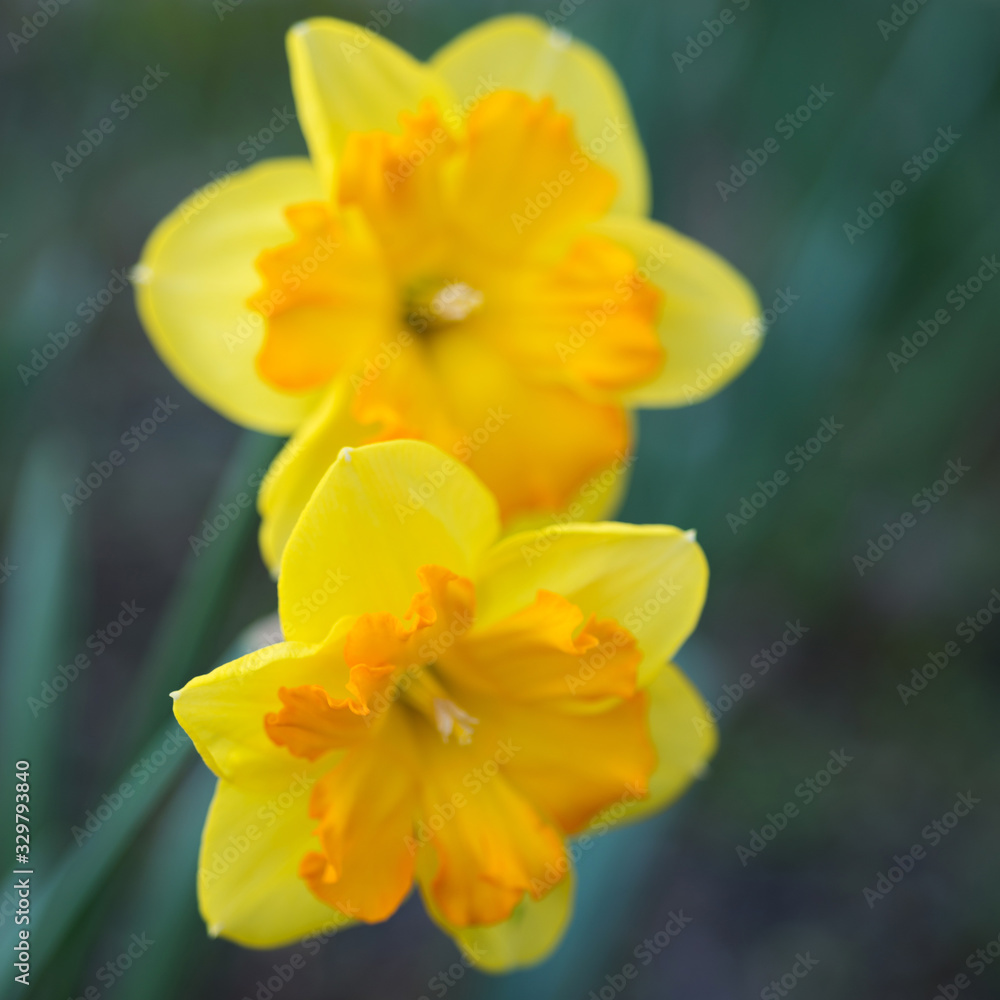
[171,440,716,970]
[135,15,762,571]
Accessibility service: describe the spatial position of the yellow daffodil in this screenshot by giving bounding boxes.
[135,15,762,571]
[171,440,716,970]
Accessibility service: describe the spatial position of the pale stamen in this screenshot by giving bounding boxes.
[401,665,479,744]
[430,282,483,322]
[432,698,479,745]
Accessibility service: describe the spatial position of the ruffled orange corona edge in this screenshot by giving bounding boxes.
[133,16,763,572]
[171,440,717,970]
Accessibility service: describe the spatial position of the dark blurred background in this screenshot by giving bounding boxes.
[1,0,999,997]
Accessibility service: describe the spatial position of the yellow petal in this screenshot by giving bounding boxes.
[392,330,633,522]
[264,330,634,570]
[335,99,461,279]
[577,445,632,520]
[303,719,420,923]
[198,777,354,948]
[431,15,650,216]
[172,627,351,791]
[438,590,642,703]
[287,17,454,195]
[251,203,395,392]
[505,436,637,535]
[263,684,370,760]
[413,728,566,928]
[615,662,718,824]
[421,859,574,972]
[134,158,325,434]
[592,215,763,407]
[258,381,365,575]
[278,440,500,644]
[445,90,618,264]
[479,233,663,392]
[459,687,655,836]
[502,442,635,536]
[475,524,707,684]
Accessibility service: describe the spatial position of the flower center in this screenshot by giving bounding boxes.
[398,665,478,744]
[403,277,484,335]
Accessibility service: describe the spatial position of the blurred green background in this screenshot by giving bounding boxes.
[2,0,999,997]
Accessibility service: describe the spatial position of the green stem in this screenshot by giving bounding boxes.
[116,430,282,761]
[0,430,282,999]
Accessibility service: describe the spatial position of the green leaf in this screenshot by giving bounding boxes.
[0,433,281,1000]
